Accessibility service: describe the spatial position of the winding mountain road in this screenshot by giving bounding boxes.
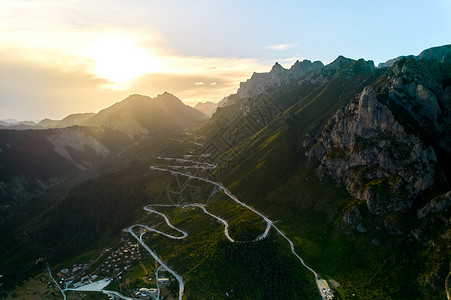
[185,203,235,242]
[149,166,323,297]
[128,224,185,300]
[50,161,325,300]
[142,206,188,239]
[47,265,66,300]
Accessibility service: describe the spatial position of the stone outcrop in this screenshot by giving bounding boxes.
[417,191,451,218]
[384,56,451,154]
[418,44,451,62]
[378,44,450,67]
[47,127,111,170]
[307,86,438,214]
[236,60,323,99]
[343,206,366,232]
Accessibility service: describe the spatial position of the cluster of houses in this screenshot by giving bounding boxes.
[51,240,178,299]
[134,278,170,299]
[135,287,158,299]
[55,241,144,289]
[99,241,142,276]
[56,263,91,286]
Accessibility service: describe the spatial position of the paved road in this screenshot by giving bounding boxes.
[128,224,184,300]
[142,206,188,239]
[102,290,135,300]
[47,265,66,300]
[49,161,326,300]
[159,157,216,169]
[150,165,324,297]
[184,203,235,242]
[150,166,273,239]
[155,265,162,300]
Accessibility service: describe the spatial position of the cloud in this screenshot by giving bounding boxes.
[0,49,272,119]
[263,43,298,51]
[0,56,119,120]
[0,2,274,119]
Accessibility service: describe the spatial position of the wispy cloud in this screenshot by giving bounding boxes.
[263,43,298,51]
[0,1,274,119]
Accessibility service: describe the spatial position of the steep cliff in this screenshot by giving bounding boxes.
[235,60,324,100]
[307,86,438,214]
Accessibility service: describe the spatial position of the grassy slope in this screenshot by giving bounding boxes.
[138,197,318,299]
[5,59,448,299]
[207,61,448,299]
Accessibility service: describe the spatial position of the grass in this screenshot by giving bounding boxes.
[204,65,440,298]
[6,271,61,300]
[120,198,319,299]
[6,57,449,299]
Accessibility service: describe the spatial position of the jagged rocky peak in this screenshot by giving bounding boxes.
[418,44,451,62]
[378,56,412,68]
[378,44,450,68]
[382,52,451,154]
[323,55,375,73]
[270,62,286,73]
[306,86,438,215]
[118,92,183,108]
[155,91,183,104]
[290,59,324,71]
[289,60,324,80]
[325,55,355,70]
[236,59,324,99]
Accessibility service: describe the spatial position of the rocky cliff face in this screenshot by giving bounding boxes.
[306,86,438,214]
[382,55,451,154]
[302,46,450,217]
[0,127,131,207]
[236,60,324,99]
[46,127,112,171]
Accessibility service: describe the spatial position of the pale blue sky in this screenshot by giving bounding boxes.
[79,0,450,64]
[1,0,450,120]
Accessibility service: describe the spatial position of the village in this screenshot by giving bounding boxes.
[52,239,175,299]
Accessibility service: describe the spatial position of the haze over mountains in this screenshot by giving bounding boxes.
[0,93,206,206]
[1,93,207,131]
[1,44,450,299]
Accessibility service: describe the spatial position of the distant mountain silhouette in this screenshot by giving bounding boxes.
[82,92,206,139]
[0,92,207,206]
[194,101,218,117]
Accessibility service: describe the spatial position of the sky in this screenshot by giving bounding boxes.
[1,0,450,121]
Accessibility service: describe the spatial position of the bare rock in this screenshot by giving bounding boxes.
[236,60,323,99]
[417,191,451,218]
[307,86,438,214]
[343,206,367,232]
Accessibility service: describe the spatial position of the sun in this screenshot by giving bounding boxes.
[82,35,160,87]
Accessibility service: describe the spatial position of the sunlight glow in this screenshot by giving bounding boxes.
[81,36,162,87]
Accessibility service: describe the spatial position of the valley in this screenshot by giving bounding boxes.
[1,44,450,299]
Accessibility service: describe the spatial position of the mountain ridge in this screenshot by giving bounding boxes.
[194,43,450,298]
[0,92,207,207]
[1,43,450,299]
[82,92,206,139]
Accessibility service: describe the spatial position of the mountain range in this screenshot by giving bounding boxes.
[1,44,450,299]
[0,93,206,207]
